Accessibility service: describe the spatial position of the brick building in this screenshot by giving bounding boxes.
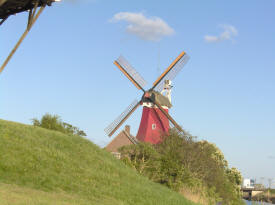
[105,125,137,158]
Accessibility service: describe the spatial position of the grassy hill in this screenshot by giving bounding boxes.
[0,119,196,205]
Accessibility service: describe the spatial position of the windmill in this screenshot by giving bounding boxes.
[105,51,190,144]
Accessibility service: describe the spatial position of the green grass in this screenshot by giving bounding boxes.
[0,183,88,205]
[0,119,196,205]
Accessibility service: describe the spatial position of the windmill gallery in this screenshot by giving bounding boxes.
[105,51,189,157]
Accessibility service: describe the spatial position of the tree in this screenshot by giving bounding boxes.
[119,128,245,204]
[31,113,86,137]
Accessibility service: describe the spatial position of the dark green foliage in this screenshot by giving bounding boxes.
[119,143,160,176]
[31,113,86,137]
[119,129,245,205]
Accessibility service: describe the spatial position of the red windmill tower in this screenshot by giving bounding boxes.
[105,51,189,144]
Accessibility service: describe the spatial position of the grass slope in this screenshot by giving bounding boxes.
[0,119,196,205]
[0,183,88,205]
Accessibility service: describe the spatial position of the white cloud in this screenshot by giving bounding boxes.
[110,12,175,41]
[204,24,238,43]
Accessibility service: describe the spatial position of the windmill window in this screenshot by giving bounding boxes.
[152,124,156,130]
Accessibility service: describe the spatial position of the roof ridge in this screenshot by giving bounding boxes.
[123,130,138,144]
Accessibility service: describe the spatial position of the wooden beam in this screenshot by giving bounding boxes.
[0,0,7,6]
[154,100,183,132]
[0,5,45,74]
[152,51,185,89]
[114,61,145,92]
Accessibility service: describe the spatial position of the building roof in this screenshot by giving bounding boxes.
[105,125,138,153]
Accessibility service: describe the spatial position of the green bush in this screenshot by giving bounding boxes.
[32,113,86,137]
[119,129,245,205]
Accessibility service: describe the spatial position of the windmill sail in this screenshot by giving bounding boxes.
[115,55,147,91]
[153,52,189,92]
[104,99,141,137]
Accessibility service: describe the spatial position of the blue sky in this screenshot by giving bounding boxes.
[1,0,275,186]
